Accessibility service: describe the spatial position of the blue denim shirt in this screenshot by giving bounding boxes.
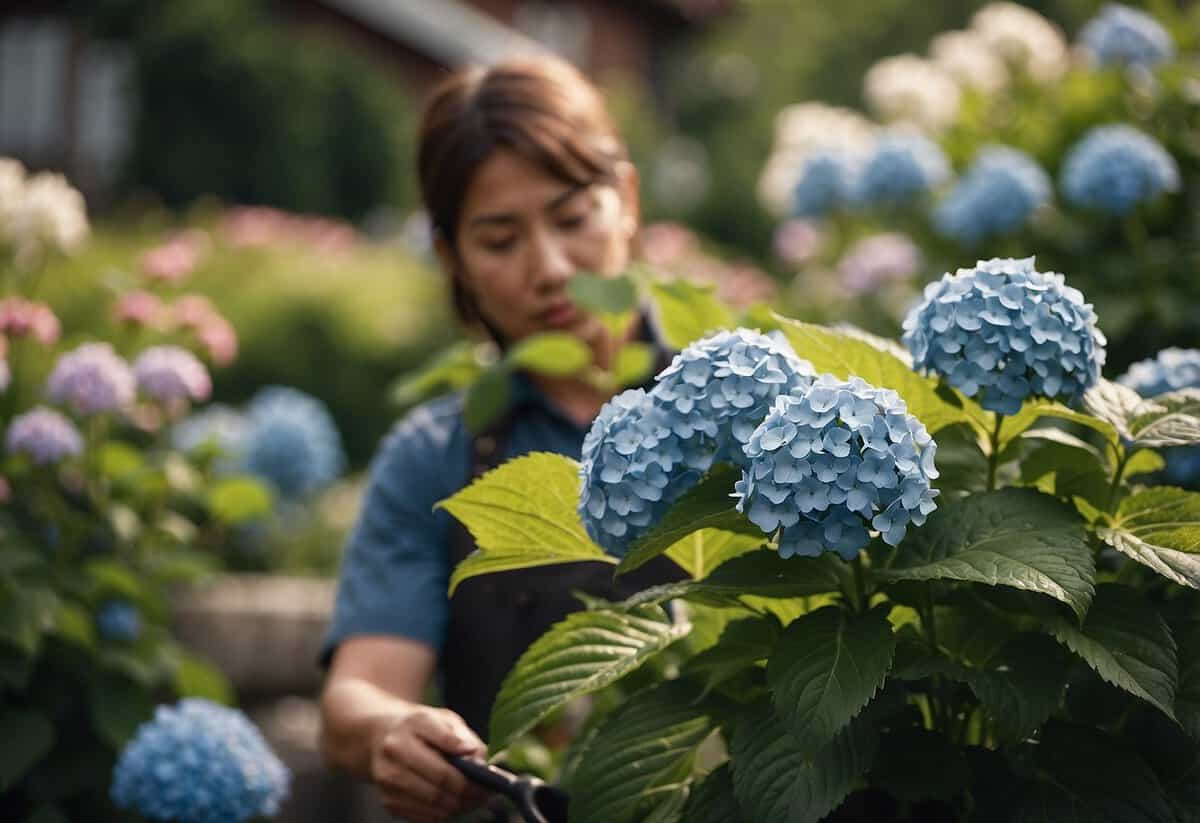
[320,374,590,664]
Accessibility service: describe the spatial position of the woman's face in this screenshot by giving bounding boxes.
[445,148,638,347]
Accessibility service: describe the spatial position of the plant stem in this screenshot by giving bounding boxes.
[851,553,869,614]
[1106,448,1130,515]
[986,414,1005,491]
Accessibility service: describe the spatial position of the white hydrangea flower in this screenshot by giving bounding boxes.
[757,104,876,216]
[971,2,1069,83]
[864,55,962,132]
[4,171,89,264]
[930,30,1010,93]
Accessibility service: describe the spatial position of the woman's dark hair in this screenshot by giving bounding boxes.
[416,54,628,326]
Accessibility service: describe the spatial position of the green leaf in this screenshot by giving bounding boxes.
[868,727,969,804]
[0,584,59,655]
[998,399,1120,452]
[439,453,613,594]
[1013,722,1176,822]
[1129,389,1200,448]
[85,560,143,599]
[772,315,968,434]
[623,549,845,609]
[681,764,744,823]
[173,650,234,704]
[1171,618,1200,741]
[567,272,637,314]
[1126,450,1167,478]
[613,342,656,388]
[1083,379,1147,442]
[49,601,95,651]
[489,605,690,752]
[207,476,274,525]
[0,547,41,578]
[390,341,487,408]
[645,279,733,349]
[0,643,34,690]
[664,529,762,580]
[640,783,691,823]
[1101,488,1200,589]
[1018,433,1109,508]
[507,333,592,377]
[1051,584,1178,720]
[563,682,713,823]
[967,633,1073,741]
[877,488,1096,621]
[463,365,512,435]
[684,615,780,696]
[89,670,154,749]
[730,700,877,823]
[0,709,54,790]
[618,465,760,576]
[767,606,895,753]
[98,441,144,479]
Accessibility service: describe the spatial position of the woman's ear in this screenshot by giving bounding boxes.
[615,160,640,237]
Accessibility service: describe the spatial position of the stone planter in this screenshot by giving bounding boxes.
[170,573,336,699]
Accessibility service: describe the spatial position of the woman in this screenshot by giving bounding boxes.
[319,54,673,822]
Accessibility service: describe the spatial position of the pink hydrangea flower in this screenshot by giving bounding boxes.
[196,315,238,367]
[113,290,168,329]
[0,298,60,345]
[138,229,208,285]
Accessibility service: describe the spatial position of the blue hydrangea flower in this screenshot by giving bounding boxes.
[735,375,939,558]
[96,600,141,642]
[172,404,248,463]
[133,345,212,406]
[903,257,1106,415]
[243,386,345,499]
[6,406,83,464]
[1060,125,1180,216]
[46,341,135,416]
[578,389,701,557]
[1119,348,1200,486]
[579,330,814,557]
[792,150,858,218]
[111,698,290,823]
[935,146,1051,244]
[1079,4,1175,69]
[852,133,949,208]
[651,329,814,468]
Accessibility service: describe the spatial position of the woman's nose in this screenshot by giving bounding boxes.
[529,229,573,288]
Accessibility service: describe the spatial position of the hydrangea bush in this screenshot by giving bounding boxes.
[0,161,289,821]
[440,260,1200,822]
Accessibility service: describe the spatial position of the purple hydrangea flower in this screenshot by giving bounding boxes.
[111,698,290,823]
[735,374,939,558]
[1060,125,1180,216]
[96,600,142,642]
[903,257,1106,415]
[46,342,135,416]
[6,406,83,464]
[852,132,950,207]
[1079,4,1175,69]
[935,146,1051,244]
[837,233,922,296]
[133,345,212,405]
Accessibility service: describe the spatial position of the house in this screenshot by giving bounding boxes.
[0,0,732,199]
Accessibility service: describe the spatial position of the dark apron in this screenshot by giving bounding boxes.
[441,412,683,741]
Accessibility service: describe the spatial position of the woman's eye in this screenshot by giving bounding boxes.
[557,214,587,231]
[482,236,516,252]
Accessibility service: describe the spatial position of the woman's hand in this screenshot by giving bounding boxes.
[369,705,492,821]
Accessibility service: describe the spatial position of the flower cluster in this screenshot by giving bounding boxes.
[970,2,1068,83]
[133,345,213,407]
[929,30,1009,92]
[170,295,239,367]
[735,375,939,558]
[6,407,83,465]
[0,297,60,345]
[46,342,136,416]
[903,257,1106,414]
[792,151,858,218]
[578,389,701,557]
[837,233,922,296]
[111,698,290,823]
[1060,125,1180,216]
[0,160,89,264]
[1119,348,1200,486]
[863,55,961,131]
[852,132,950,207]
[579,330,814,556]
[1078,4,1174,69]
[935,146,1051,244]
[96,601,142,642]
[172,404,249,458]
[652,330,815,466]
[139,229,209,285]
[243,386,345,499]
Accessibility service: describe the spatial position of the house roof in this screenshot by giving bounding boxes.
[320,0,549,67]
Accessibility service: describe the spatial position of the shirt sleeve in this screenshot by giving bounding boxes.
[320,403,462,666]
